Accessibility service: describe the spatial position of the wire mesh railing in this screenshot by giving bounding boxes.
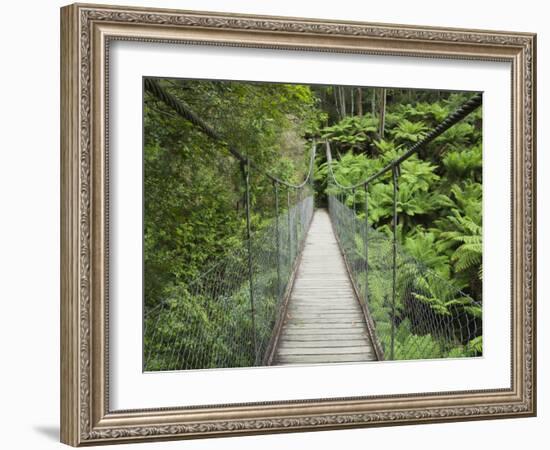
[143,193,314,371]
[328,193,482,361]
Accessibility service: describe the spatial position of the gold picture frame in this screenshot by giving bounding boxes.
[60,3,536,446]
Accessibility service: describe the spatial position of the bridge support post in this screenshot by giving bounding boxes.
[352,188,357,258]
[364,183,369,307]
[287,190,293,268]
[242,160,258,364]
[274,182,282,300]
[294,189,301,248]
[390,164,399,360]
[295,189,300,254]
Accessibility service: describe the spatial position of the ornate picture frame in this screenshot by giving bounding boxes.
[60,3,536,446]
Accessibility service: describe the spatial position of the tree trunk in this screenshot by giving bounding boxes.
[379,87,387,138]
[356,87,363,116]
[333,86,341,119]
[339,86,346,117]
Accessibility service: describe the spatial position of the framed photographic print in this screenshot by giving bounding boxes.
[60,3,537,446]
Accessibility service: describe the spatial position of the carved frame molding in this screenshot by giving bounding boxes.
[60,3,536,446]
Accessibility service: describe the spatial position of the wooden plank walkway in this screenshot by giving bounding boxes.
[273,209,377,365]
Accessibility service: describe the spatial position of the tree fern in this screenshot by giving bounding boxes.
[442,144,482,181]
[389,119,429,143]
[452,236,482,273]
[321,114,379,150]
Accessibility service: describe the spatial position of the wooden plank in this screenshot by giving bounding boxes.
[287,313,363,318]
[284,335,368,341]
[288,305,361,309]
[285,321,365,325]
[288,298,357,302]
[276,354,376,364]
[286,311,364,323]
[290,298,358,302]
[290,301,361,306]
[284,323,367,330]
[277,346,373,356]
[292,289,356,292]
[287,310,362,316]
[284,324,366,330]
[290,308,361,312]
[273,209,377,366]
[287,312,360,319]
[279,340,371,348]
[281,335,368,341]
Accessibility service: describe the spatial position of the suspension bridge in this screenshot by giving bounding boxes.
[143,80,482,371]
[273,209,377,365]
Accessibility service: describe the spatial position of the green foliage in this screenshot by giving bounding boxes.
[433,182,482,294]
[144,284,257,370]
[143,78,323,369]
[447,336,483,358]
[324,91,482,302]
[320,114,379,150]
[388,119,429,143]
[144,80,483,368]
[325,89,483,361]
[404,230,451,279]
[442,145,482,181]
[373,138,402,155]
[402,102,450,123]
[144,79,320,308]
[413,272,479,317]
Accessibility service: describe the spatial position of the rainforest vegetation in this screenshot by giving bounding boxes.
[143,78,482,369]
